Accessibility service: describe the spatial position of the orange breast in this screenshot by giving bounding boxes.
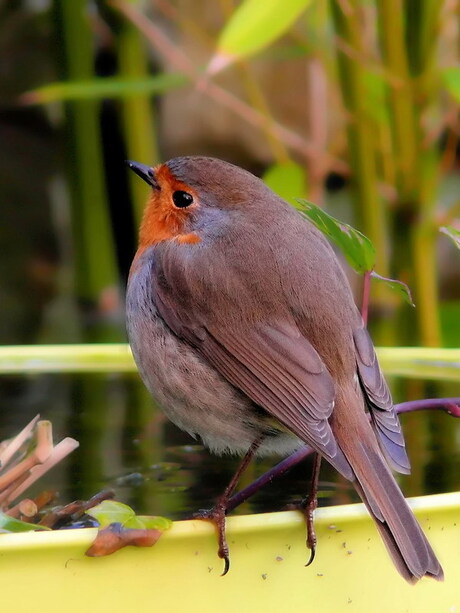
[138,164,201,249]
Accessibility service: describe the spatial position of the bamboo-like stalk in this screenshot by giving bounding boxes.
[376,0,442,347]
[116,0,160,226]
[53,0,119,335]
[377,0,418,200]
[330,0,389,277]
[405,0,442,78]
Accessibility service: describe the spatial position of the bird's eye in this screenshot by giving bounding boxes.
[172,190,193,208]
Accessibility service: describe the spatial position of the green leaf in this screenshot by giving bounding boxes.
[209,0,312,71]
[263,161,307,203]
[440,226,460,250]
[371,272,415,307]
[128,515,173,531]
[0,512,50,533]
[86,500,172,531]
[442,67,460,103]
[297,199,376,273]
[86,501,135,528]
[21,74,187,105]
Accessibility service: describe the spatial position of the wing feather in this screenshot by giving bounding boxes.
[152,254,352,478]
[353,327,410,474]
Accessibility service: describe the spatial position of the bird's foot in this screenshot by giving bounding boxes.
[193,503,230,575]
[300,492,318,566]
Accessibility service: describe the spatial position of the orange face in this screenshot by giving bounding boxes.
[138,164,201,251]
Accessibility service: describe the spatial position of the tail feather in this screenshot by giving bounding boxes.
[354,481,418,584]
[350,440,443,581]
[332,387,443,583]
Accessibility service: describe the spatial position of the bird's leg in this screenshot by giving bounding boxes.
[224,396,460,513]
[300,452,322,566]
[195,436,264,575]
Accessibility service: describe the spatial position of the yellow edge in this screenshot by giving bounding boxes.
[0,344,459,380]
[1,490,459,550]
[1,492,459,612]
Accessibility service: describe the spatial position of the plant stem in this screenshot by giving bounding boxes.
[361,270,371,325]
[330,0,389,277]
[53,0,119,339]
[116,0,160,226]
[227,396,460,512]
[377,0,442,347]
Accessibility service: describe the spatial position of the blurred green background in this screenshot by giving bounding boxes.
[0,0,459,518]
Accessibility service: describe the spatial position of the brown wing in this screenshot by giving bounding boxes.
[152,257,353,479]
[353,327,410,474]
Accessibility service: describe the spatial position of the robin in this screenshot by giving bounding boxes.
[126,156,443,583]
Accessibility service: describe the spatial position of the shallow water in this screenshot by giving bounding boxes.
[0,372,459,520]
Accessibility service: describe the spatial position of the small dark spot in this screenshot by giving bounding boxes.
[172,190,194,208]
[342,542,346,548]
[208,567,213,573]
[276,556,283,562]
[347,598,352,604]
[347,551,352,555]
[194,551,199,556]
[261,574,267,580]
[317,573,323,577]
[286,544,291,550]
[336,529,343,533]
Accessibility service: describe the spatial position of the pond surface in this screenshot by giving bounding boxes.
[0,372,459,520]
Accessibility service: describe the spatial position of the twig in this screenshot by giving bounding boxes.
[110,0,348,173]
[0,415,40,469]
[6,438,79,504]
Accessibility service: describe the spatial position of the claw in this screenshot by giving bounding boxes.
[190,438,264,576]
[194,504,232,575]
[305,546,316,567]
[221,555,230,576]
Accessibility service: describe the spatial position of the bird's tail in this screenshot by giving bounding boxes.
[333,390,443,583]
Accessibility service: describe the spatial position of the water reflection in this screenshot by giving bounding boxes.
[0,372,458,520]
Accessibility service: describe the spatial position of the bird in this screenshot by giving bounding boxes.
[125,155,443,583]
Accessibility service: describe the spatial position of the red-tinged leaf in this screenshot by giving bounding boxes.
[85,523,163,557]
[371,272,415,307]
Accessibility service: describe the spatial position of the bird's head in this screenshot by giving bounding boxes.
[127,156,276,251]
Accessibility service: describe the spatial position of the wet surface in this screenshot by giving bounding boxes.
[0,372,458,519]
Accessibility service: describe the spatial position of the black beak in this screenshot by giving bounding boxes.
[125,160,159,189]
